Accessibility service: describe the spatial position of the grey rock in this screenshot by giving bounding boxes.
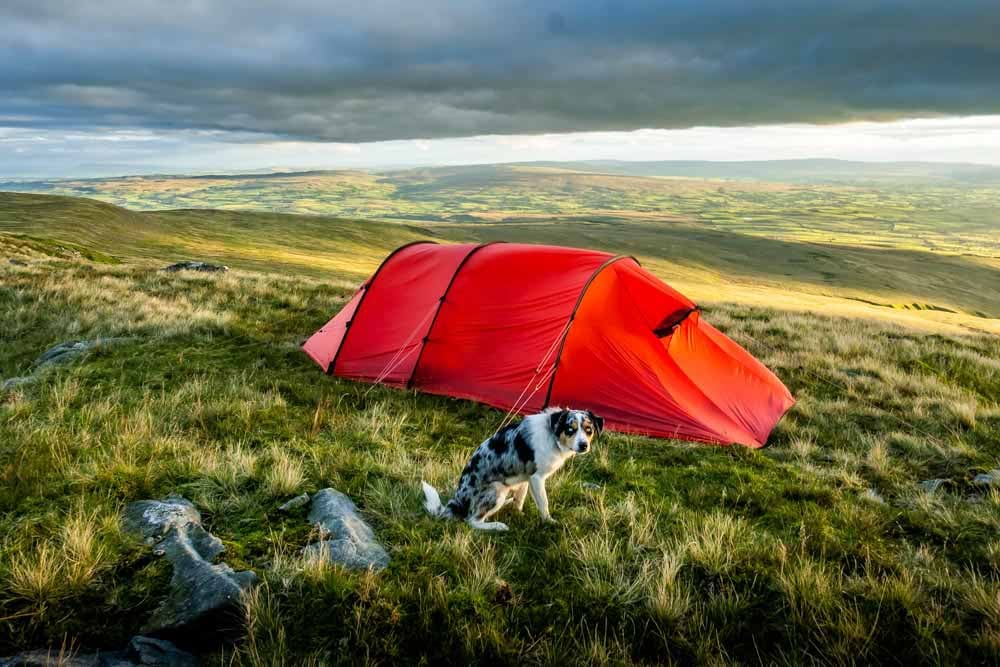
[302,488,389,571]
[1,376,36,392]
[0,636,196,667]
[8,258,28,266]
[918,479,949,493]
[124,497,223,559]
[2,338,133,393]
[161,261,228,273]
[860,488,885,504]
[124,636,197,667]
[581,482,602,491]
[123,496,256,633]
[278,493,310,511]
[34,338,133,370]
[974,470,1000,486]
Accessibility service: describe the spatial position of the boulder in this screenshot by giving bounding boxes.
[123,497,256,633]
[0,635,196,667]
[161,261,228,273]
[302,488,389,571]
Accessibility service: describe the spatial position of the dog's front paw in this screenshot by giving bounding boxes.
[541,516,559,525]
[494,522,510,531]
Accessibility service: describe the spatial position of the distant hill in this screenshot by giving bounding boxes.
[514,159,1000,186]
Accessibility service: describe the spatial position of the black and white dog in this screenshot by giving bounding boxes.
[421,408,604,531]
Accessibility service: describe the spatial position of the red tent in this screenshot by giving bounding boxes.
[303,242,794,447]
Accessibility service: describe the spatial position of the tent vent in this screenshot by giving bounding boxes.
[654,307,699,337]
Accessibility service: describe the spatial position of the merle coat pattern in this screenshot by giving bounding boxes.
[421,408,604,531]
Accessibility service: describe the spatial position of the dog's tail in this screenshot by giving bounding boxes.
[421,480,450,519]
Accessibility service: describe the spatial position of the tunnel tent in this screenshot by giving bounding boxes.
[303,241,794,447]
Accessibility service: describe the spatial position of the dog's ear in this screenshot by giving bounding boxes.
[549,409,568,435]
[587,411,605,436]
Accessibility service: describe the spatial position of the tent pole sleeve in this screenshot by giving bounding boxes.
[406,241,504,389]
[542,255,636,408]
[327,240,437,376]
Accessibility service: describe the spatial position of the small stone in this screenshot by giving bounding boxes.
[973,470,1000,487]
[1,376,36,392]
[860,488,885,504]
[8,258,28,266]
[918,479,949,493]
[161,261,228,273]
[34,337,133,370]
[581,482,602,491]
[302,488,389,571]
[278,493,310,511]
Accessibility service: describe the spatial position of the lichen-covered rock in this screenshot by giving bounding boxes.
[123,496,256,633]
[161,261,228,273]
[0,635,196,667]
[302,488,389,571]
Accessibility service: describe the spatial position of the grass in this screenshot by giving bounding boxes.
[1,227,999,663]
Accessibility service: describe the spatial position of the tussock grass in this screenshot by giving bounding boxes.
[1,256,999,663]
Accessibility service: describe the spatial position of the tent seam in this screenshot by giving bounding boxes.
[542,254,638,408]
[326,240,438,376]
[406,241,504,388]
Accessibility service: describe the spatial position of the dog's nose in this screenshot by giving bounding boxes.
[579,443,589,452]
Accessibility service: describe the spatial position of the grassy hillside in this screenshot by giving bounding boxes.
[1,232,999,663]
[4,163,999,258]
[2,191,998,335]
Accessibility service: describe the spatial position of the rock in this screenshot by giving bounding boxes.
[123,496,256,633]
[34,338,133,370]
[860,488,885,504]
[2,338,134,393]
[124,636,198,666]
[302,488,389,571]
[1,376,36,392]
[918,479,949,493]
[278,493,310,511]
[161,261,228,273]
[124,497,223,559]
[0,636,196,667]
[973,470,1000,487]
[8,258,28,266]
[581,482,602,491]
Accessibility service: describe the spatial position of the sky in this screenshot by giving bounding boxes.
[3,1,1000,177]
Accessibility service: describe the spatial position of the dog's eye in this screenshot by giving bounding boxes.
[584,427,592,435]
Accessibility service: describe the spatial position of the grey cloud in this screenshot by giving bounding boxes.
[1,1,1000,142]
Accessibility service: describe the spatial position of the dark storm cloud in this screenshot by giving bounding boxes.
[2,1,1000,141]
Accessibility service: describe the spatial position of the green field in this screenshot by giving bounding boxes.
[1,172,999,664]
[5,161,1000,258]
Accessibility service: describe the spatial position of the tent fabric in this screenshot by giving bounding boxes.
[303,241,794,447]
